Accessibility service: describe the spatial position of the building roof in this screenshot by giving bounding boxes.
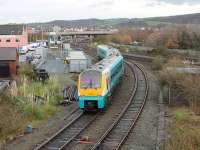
[68,51,87,60]
[0,48,17,60]
[0,25,24,35]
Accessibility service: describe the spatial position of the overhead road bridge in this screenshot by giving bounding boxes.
[58,30,117,36]
[48,30,117,45]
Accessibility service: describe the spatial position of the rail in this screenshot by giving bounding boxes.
[90,59,149,150]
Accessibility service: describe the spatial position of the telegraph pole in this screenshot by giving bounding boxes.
[41,25,44,41]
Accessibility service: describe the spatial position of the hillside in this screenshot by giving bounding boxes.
[28,13,200,29]
[145,13,200,24]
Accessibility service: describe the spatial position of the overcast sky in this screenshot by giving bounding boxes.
[0,0,200,24]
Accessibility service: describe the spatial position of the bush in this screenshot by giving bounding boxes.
[24,103,57,120]
[159,57,200,113]
[150,46,168,56]
[17,64,36,80]
[165,108,200,150]
[152,56,166,70]
[179,76,200,114]
[42,104,57,117]
[0,102,26,141]
[24,104,44,120]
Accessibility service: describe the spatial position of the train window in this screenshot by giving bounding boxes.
[110,61,123,81]
[80,70,101,88]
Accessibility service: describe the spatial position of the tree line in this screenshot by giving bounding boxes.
[94,25,200,50]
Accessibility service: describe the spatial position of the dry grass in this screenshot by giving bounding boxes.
[0,102,26,142]
[165,107,200,150]
[0,66,64,142]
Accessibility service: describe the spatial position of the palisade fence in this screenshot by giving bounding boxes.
[167,49,200,57]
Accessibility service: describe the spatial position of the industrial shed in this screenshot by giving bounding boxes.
[67,51,89,73]
[0,48,18,78]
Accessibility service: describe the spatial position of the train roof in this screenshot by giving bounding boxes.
[97,45,113,50]
[81,45,123,73]
[98,44,121,56]
[89,54,123,72]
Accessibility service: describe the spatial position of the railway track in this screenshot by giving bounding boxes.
[34,109,98,150]
[34,59,148,150]
[89,60,149,150]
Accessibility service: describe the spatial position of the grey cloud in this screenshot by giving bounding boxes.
[0,0,8,5]
[157,0,200,5]
[89,0,115,8]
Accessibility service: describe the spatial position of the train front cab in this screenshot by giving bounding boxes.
[78,70,108,111]
[79,95,106,110]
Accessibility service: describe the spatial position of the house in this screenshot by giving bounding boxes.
[0,48,19,78]
[0,25,28,48]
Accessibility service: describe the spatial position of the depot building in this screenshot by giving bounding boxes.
[0,48,19,78]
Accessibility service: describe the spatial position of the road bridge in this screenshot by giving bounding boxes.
[58,30,117,36]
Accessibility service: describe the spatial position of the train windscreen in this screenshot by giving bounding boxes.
[80,70,101,88]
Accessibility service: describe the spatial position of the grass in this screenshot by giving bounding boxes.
[0,76,61,142]
[24,103,57,120]
[0,102,26,142]
[11,75,61,119]
[165,107,200,150]
[0,64,75,143]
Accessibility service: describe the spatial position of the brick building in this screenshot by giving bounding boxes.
[0,48,19,78]
[0,25,28,48]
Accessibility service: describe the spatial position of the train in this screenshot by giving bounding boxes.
[78,45,124,110]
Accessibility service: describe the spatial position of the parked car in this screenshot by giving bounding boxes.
[34,54,42,59]
[26,55,33,63]
[31,58,40,65]
[18,46,28,54]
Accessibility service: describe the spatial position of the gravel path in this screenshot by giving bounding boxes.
[120,66,160,150]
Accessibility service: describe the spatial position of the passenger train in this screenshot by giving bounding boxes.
[78,45,124,110]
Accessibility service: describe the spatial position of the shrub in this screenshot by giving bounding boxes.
[42,104,57,118]
[159,57,200,113]
[165,108,200,150]
[24,104,44,120]
[150,46,168,56]
[179,76,200,114]
[0,102,26,141]
[152,56,166,70]
[17,64,36,80]
[24,103,57,120]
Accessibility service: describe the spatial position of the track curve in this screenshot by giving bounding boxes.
[34,58,148,150]
[89,60,149,150]
[34,109,98,150]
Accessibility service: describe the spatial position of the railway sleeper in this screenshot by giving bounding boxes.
[115,124,132,130]
[47,146,60,150]
[121,118,135,121]
[129,105,142,108]
[128,108,140,112]
[132,102,143,104]
[122,116,137,120]
[112,129,130,134]
[125,108,139,111]
[131,103,143,107]
[105,137,122,142]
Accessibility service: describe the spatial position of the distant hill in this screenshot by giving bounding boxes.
[28,13,200,29]
[145,13,200,24]
[29,18,130,29]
